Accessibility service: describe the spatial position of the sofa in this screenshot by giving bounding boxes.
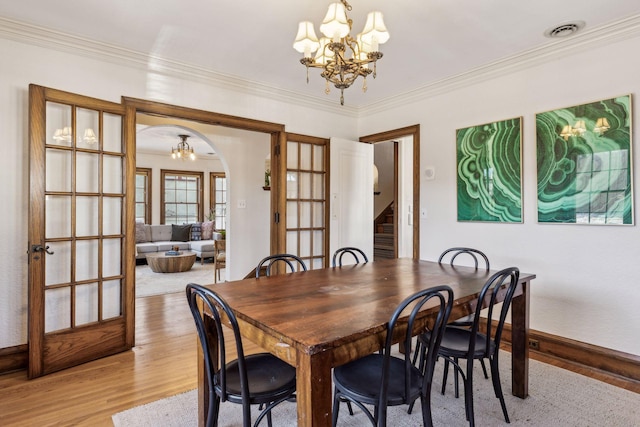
[135,223,223,264]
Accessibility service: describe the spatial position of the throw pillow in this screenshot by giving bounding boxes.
[190,222,202,241]
[135,222,147,243]
[171,224,192,242]
[201,220,214,240]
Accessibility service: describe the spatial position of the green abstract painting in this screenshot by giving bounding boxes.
[457,117,523,222]
[536,95,633,225]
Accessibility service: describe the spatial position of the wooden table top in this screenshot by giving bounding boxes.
[208,258,536,355]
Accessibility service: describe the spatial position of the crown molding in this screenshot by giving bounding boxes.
[359,14,640,116]
[0,17,358,118]
[2,14,640,118]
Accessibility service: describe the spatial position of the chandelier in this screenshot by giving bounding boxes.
[171,134,196,160]
[293,0,390,105]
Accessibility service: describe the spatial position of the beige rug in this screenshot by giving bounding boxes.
[136,261,221,298]
[112,351,639,426]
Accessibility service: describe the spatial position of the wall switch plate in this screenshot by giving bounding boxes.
[238,199,246,209]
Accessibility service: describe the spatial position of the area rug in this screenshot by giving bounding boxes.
[136,262,221,298]
[112,351,639,426]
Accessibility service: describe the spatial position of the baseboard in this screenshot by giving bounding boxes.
[3,326,639,382]
[499,324,640,382]
[0,344,27,374]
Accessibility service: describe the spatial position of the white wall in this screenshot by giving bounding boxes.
[2,23,639,358]
[359,34,640,356]
[0,36,357,348]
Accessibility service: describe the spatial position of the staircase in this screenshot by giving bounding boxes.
[374,203,395,260]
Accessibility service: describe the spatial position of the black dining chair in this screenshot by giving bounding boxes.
[332,285,454,427]
[413,247,492,397]
[332,247,369,267]
[438,247,490,272]
[417,267,520,427]
[331,246,370,416]
[185,283,296,427]
[439,247,491,382]
[255,254,307,278]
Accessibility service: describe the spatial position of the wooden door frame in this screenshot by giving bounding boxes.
[360,125,420,260]
[121,97,289,269]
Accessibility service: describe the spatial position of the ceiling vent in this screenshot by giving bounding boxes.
[544,21,585,38]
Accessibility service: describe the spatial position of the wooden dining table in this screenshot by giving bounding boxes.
[197,258,536,426]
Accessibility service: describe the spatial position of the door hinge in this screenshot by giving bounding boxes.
[275,144,281,156]
[274,212,280,224]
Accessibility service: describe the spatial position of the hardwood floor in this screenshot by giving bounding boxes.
[0,293,201,426]
[1,292,637,426]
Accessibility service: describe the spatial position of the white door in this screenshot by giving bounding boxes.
[329,137,374,263]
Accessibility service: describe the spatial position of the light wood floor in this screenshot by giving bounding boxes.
[0,292,208,426]
[1,292,637,426]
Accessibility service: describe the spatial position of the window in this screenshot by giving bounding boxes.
[161,170,203,224]
[209,172,227,230]
[135,168,151,224]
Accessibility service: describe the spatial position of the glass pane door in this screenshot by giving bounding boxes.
[285,135,328,270]
[29,85,132,378]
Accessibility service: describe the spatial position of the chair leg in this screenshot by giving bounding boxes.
[209,395,221,427]
[454,357,460,398]
[407,400,415,414]
[441,358,450,395]
[346,400,354,416]
[420,393,434,427]
[332,389,341,426]
[490,356,510,423]
[412,339,422,366]
[480,358,489,379]
[464,359,475,427]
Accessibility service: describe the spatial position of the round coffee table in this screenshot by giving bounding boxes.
[146,251,197,273]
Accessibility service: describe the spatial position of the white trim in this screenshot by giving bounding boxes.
[2,14,640,117]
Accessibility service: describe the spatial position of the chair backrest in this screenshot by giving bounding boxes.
[185,283,252,424]
[438,247,490,270]
[469,267,520,357]
[378,285,453,422]
[214,240,226,263]
[255,253,307,278]
[332,247,369,267]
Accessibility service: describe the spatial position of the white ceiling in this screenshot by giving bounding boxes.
[3,0,640,108]
[3,1,640,154]
[135,123,218,159]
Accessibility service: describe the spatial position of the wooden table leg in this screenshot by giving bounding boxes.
[510,279,530,398]
[296,351,333,426]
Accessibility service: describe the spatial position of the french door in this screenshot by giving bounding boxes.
[28,85,135,378]
[284,133,329,269]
